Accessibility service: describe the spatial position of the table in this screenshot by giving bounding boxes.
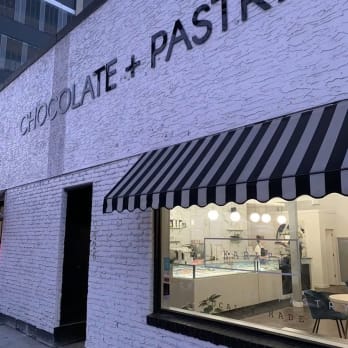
[329,294,348,338]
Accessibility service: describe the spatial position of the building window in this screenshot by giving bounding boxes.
[157,194,348,346]
[0,0,107,90]
[0,0,15,18]
[5,36,22,71]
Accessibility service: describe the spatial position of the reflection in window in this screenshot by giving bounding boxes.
[25,0,41,29]
[5,36,22,71]
[0,0,15,18]
[0,0,102,88]
[161,194,348,345]
[44,4,58,33]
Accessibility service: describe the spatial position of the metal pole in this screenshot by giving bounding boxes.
[288,200,303,307]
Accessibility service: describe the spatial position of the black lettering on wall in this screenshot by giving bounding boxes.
[93,66,106,97]
[27,110,36,132]
[20,116,28,135]
[192,4,213,45]
[58,88,72,114]
[37,103,48,126]
[241,0,272,21]
[80,75,96,105]
[165,20,193,63]
[105,58,117,92]
[151,30,168,68]
[211,0,228,31]
[71,84,82,109]
[48,97,58,120]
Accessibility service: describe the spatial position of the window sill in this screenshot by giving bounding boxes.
[147,310,338,348]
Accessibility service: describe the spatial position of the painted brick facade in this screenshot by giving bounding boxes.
[0,0,348,347]
[0,0,348,190]
[0,156,223,347]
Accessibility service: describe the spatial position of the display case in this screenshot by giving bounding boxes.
[169,261,283,311]
[205,259,281,273]
[172,263,248,279]
[172,258,281,280]
[203,237,282,273]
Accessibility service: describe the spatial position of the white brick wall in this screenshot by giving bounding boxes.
[0,157,224,347]
[0,0,348,189]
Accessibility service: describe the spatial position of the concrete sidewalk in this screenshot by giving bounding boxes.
[0,324,84,348]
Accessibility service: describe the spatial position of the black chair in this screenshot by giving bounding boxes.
[304,290,348,338]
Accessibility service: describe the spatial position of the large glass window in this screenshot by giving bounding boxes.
[160,194,348,345]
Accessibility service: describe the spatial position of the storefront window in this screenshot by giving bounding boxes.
[160,194,348,345]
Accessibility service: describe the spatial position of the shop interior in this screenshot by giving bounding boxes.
[161,194,348,344]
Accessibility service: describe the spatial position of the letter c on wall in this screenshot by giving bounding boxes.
[20,116,28,135]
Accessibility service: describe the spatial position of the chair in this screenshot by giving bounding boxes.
[304,290,348,338]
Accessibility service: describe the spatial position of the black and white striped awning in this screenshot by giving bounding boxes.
[103,100,348,213]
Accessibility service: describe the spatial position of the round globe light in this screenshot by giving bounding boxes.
[230,211,241,222]
[249,212,260,223]
[277,215,287,224]
[208,210,219,221]
[261,213,271,223]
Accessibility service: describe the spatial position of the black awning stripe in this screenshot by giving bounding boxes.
[121,143,181,197]
[248,116,290,182]
[282,107,323,177]
[213,124,262,186]
[103,100,348,213]
[157,133,221,193]
[236,117,282,183]
[311,101,347,172]
[132,140,193,197]
[257,112,302,181]
[326,104,348,171]
[111,148,165,198]
[270,111,311,179]
[188,131,235,189]
[163,134,219,193]
[227,122,270,186]
[206,126,252,187]
[170,133,228,191]
[296,104,336,175]
[105,151,149,199]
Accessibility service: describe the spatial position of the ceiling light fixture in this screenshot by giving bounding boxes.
[249,212,260,223]
[261,213,271,223]
[208,210,219,221]
[230,207,241,222]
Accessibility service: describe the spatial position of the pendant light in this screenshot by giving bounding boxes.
[208,209,219,221]
[230,207,241,222]
[261,213,271,223]
[249,212,260,223]
[277,215,287,224]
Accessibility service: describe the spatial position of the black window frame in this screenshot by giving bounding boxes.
[0,0,107,92]
[147,209,337,348]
